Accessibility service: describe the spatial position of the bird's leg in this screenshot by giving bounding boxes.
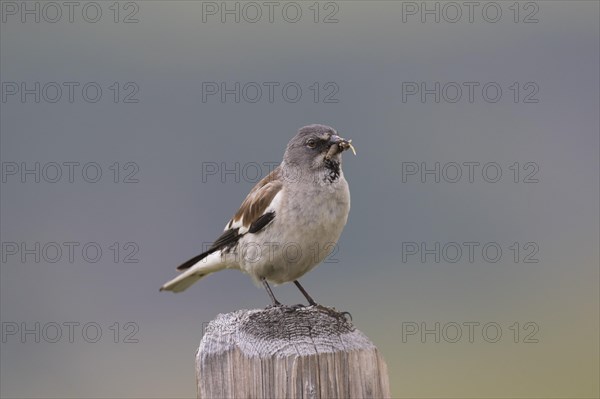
[294,280,318,306]
[262,278,282,307]
[293,281,351,320]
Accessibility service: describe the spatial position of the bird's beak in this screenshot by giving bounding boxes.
[325,135,357,160]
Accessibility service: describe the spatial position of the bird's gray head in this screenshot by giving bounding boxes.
[282,124,355,184]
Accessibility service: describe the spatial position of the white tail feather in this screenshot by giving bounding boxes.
[160,252,225,293]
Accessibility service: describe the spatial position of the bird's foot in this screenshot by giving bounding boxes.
[282,303,306,313]
[315,304,353,322]
[339,310,353,322]
[264,301,283,309]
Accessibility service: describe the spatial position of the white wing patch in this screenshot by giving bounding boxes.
[264,191,282,216]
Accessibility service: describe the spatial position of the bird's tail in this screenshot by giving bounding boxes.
[159,252,225,293]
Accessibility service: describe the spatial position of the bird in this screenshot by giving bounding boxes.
[160,124,355,306]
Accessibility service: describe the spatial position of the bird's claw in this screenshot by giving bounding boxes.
[314,304,353,322]
[339,311,353,322]
[281,303,306,312]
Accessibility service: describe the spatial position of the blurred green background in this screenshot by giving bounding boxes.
[1,1,598,398]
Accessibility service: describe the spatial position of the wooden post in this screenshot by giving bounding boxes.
[196,306,390,398]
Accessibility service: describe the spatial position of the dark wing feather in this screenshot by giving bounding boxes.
[175,251,214,271]
[176,228,241,271]
[248,211,275,234]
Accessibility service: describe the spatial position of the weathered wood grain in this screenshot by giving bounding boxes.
[196,306,390,398]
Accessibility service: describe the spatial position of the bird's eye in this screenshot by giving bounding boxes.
[306,139,317,148]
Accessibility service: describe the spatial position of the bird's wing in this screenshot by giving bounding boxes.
[176,167,283,271]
